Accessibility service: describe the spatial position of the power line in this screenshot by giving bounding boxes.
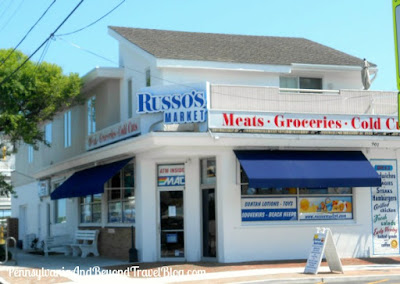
[0,0,84,88]
[0,0,57,67]
[56,0,125,37]
[0,0,26,33]
[57,37,384,104]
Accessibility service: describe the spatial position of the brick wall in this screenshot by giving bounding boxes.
[79,226,135,260]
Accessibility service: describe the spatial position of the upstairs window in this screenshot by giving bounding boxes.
[280,77,322,90]
[87,96,96,135]
[28,145,33,164]
[128,79,133,118]
[45,123,52,144]
[145,69,151,87]
[64,111,71,148]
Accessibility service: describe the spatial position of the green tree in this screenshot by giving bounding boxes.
[0,48,82,194]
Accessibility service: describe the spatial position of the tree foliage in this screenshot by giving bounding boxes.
[0,48,82,193]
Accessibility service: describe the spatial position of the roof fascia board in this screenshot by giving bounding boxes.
[82,67,124,84]
[157,58,292,73]
[108,28,157,64]
[81,67,124,93]
[291,63,378,73]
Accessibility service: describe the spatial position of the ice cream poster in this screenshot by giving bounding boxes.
[299,196,353,220]
[370,159,399,255]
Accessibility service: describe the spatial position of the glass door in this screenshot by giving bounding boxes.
[202,188,216,258]
[159,190,184,258]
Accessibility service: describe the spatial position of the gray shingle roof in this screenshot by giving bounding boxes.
[109,26,369,67]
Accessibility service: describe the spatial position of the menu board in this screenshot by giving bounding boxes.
[304,227,343,274]
[371,160,400,255]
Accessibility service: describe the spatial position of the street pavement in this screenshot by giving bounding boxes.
[0,249,400,283]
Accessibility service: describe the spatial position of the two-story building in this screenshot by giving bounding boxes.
[11,27,400,262]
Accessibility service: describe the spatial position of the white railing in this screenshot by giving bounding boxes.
[210,85,397,116]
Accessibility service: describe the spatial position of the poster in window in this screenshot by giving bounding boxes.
[241,197,297,221]
[158,164,185,187]
[299,196,353,220]
[370,160,399,255]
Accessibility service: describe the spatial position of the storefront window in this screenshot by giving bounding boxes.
[53,182,66,224]
[240,166,353,222]
[106,162,135,224]
[80,194,102,223]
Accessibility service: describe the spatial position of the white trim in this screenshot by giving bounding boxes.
[157,58,292,73]
[32,131,400,180]
[291,63,378,73]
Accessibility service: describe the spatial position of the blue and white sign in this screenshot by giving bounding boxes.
[137,84,207,124]
[241,197,297,222]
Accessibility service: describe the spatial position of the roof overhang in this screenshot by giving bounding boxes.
[156,58,292,73]
[291,63,378,74]
[81,67,124,93]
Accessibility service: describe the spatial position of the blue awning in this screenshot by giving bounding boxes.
[234,150,381,188]
[50,158,132,200]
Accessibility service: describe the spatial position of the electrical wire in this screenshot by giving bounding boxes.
[0,0,14,26]
[0,0,85,88]
[0,0,26,33]
[0,0,57,67]
[56,0,125,37]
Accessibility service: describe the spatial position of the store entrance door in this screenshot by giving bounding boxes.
[159,190,185,259]
[202,188,216,258]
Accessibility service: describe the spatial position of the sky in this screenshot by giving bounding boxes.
[0,0,395,91]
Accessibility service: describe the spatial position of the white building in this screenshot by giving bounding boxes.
[11,27,400,262]
[0,144,13,223]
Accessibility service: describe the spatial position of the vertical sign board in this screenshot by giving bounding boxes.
[304,228,343,275]
[370,160,400,255]
[393,0,400,120]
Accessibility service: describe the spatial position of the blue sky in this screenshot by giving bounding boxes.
[0,0,395,91]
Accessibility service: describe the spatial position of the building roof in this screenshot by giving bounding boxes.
[109,26,370,67]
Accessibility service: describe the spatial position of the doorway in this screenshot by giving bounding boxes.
[159,190,185,258]
[202,188,216,258]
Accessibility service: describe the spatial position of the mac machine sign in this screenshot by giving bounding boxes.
[136,84,207,124]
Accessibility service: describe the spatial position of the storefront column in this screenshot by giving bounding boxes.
[135,154,158,262]
[184,157,201,261]
[215,150,239,263]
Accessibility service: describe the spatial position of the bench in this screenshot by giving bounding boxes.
[70,230,99,258]
[44,235,72,256]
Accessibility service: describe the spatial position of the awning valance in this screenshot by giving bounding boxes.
[50,158,132,200]
[234,150,381,188]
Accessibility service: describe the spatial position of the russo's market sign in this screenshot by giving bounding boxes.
[86,117,140,150]
[137,84,207,124]
[208,110,400,133]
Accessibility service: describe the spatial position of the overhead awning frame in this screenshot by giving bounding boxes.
[234,150,381,189]
[50,158,132,200]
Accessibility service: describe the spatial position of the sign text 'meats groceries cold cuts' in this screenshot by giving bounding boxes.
[208,111,400,133]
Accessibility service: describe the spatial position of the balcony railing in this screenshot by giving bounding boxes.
[210,85,397,116]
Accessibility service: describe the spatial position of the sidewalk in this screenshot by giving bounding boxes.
[1,250,400,283]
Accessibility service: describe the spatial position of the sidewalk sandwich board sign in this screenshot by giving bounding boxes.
[304,227,343,274]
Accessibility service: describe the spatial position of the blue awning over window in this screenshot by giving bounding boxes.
[50,158,132,200]
[234,150,381,188]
